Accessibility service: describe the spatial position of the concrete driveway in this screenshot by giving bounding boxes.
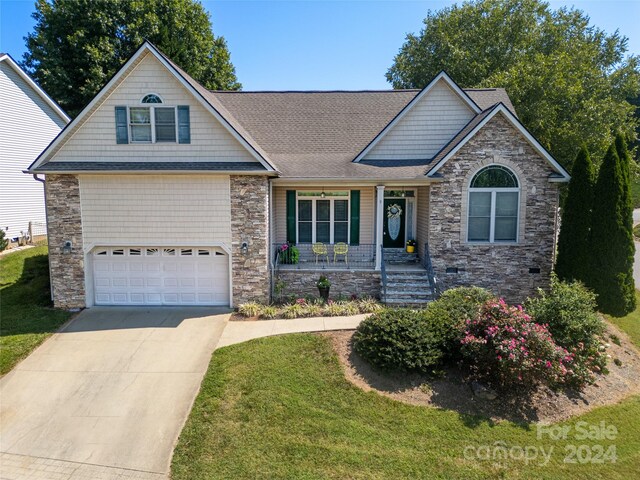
[0,307,229,478]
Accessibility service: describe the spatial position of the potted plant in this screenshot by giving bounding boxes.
[406,239,416,253]
[317,275,331,301]
[278,242,299,264]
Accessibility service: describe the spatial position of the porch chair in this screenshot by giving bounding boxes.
[333,242,349,265]
[312,242,329,264]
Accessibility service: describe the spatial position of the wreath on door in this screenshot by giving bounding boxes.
[387,204,403,241]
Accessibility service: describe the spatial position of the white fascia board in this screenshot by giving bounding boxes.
[353,71,481,163]
[144,43,276,172]
[426,104,571,181]
[29,42,276,173]
[0,54,70,124]
[270,178,435,186]
[29,169,277,176]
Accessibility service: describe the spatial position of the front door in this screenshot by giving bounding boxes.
[383,198,406,248]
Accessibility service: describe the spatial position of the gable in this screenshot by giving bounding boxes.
[426,105,570,181]
[362,78,475,161]
[46,52,257,164]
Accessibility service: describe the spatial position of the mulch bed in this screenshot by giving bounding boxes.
[322,321,640,424]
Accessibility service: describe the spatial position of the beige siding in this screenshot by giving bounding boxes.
[273,186,375,245]
[79,175,231,247]
[0,62,66,238]
[50,52,256,163]
[416,186,430,259]
[364,79,474,161]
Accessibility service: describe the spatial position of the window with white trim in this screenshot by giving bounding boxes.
[468,165,519,243]
[128,94,177,143]
[297,191,349,243]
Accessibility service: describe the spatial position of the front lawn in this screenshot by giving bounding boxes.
[0,246,72,375]
[173,333,640,478]
[607,290,640,347]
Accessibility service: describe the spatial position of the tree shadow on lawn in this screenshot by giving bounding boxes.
[0,254,70,337]
[341,333,594,429]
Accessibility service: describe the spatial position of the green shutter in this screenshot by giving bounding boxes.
[115,106,128,144]
[350,190,360,245]
[178,106,190,144]
[286,190,296,243]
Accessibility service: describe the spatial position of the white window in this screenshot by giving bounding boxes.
[297,191,349,244]
[468,165,519,243]
[128,94,177,143]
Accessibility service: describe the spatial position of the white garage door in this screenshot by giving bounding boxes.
[92,247,229,306]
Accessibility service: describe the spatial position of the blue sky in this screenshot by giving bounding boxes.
[1,0,638,90]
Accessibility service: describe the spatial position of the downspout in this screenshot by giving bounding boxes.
[268,178,274,302]
[33,174,54,302]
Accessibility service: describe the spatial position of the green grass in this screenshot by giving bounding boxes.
[631,176,640,209]
[0,246,72,375]
[606,290,640,347]
[172,333,640,479]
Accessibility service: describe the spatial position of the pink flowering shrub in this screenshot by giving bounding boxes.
[460,299,588,390]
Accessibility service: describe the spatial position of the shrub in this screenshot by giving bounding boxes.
[353,308,444,373]
[525,276,607,382]
[302,303,324,318]
[461,299,578,390]
[357,297,383,314]
[423,286,494,357]
[525,276,605,351]
[261,305,278,319]
[281,303,305,319]
[0,229,8,251]
[324,301,359,317]
[238,302,263,317]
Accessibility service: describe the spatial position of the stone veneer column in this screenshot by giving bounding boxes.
[230,175,270,305]
[45,174,86,309]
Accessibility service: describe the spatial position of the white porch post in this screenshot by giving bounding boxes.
[375,185,385,271]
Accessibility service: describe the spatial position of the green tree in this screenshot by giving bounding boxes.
[555,146,594,283]
[589,144,635,316]
[0,229,8,252]
[386,0,640,171]
[23,0,241,117]
[615,132,634,231]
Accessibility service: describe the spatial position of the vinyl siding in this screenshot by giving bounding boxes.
[79,175,231,247]
[0,62,66,238]
[416,186,430,260]
[273,186,375,245]
[364,79,474,161]
[49,52,256,163]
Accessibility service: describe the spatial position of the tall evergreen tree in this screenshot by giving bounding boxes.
[589,144,636,315]
[555,146,594,283]
[615,133,633,231]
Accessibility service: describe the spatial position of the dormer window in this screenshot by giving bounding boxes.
[115,96,190,144]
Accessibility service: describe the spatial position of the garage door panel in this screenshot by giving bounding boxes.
[92,247,229,306]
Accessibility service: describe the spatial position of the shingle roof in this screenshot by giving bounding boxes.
[31,161,265,173]
[211,89,516,179]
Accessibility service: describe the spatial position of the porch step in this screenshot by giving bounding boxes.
[381,269,434,307]
[383,248,419,264]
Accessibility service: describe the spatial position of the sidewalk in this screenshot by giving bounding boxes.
[216,314,368,348]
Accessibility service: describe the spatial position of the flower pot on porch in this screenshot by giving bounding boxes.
[318,286,330,302]
[406,245,415,253]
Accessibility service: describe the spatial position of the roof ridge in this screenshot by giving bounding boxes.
[209,89,422,94]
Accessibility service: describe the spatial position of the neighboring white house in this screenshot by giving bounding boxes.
[0,53,69,242]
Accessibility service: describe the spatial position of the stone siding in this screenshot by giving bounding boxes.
[428,113,560,303]
[275,270,381,299]
[45,174,86,309]
[230,175,270,305]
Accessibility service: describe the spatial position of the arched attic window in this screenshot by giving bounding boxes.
[468,165,520,243]
[141,93,163,104]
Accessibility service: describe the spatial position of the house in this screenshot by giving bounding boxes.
[1,53,69,243]
[27,42,569,310]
